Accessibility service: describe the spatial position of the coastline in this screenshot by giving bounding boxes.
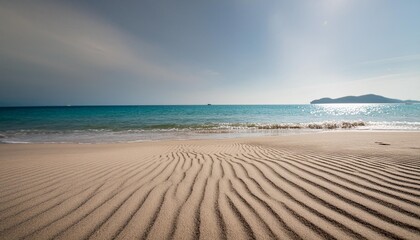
[0,132,419,239]
[1,128,420,145]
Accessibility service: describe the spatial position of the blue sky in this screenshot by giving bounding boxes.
[0,0,419,105]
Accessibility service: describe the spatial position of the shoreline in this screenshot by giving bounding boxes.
[2,131,419,154]
[2,128,420,145]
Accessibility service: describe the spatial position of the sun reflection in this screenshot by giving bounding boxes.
[310,104,391,116]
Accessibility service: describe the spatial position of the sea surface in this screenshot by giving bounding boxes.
[0,104,419,143]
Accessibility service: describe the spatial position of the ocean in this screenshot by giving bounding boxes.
[1,104,419,143]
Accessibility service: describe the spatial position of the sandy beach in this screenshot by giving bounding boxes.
[0,132,419,240]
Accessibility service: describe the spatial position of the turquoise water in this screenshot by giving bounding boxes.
[0,104,419,143]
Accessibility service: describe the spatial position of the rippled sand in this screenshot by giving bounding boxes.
[0,132,419,240]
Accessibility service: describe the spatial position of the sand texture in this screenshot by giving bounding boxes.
[0,132,419,240]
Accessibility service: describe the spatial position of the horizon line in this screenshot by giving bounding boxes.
[1,103,416,108]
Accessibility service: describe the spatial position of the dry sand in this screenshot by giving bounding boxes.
[0,132,419,240]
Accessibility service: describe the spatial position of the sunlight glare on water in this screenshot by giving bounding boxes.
[310,104,391,116]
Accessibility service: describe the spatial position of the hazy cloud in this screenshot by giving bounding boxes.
[357,54,420,66]
[0,1,199,83]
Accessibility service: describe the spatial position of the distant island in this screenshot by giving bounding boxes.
[311,94,420,104]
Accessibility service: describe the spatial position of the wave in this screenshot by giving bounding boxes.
[1,121,419,143]
[238,121,367,130]
[2,120,420,134]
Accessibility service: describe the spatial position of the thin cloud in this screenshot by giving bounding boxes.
[203,70,220,76]
[0,1,200,83]
[357,54,420,66]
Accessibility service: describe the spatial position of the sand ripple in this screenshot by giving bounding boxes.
[0,142,419,240]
